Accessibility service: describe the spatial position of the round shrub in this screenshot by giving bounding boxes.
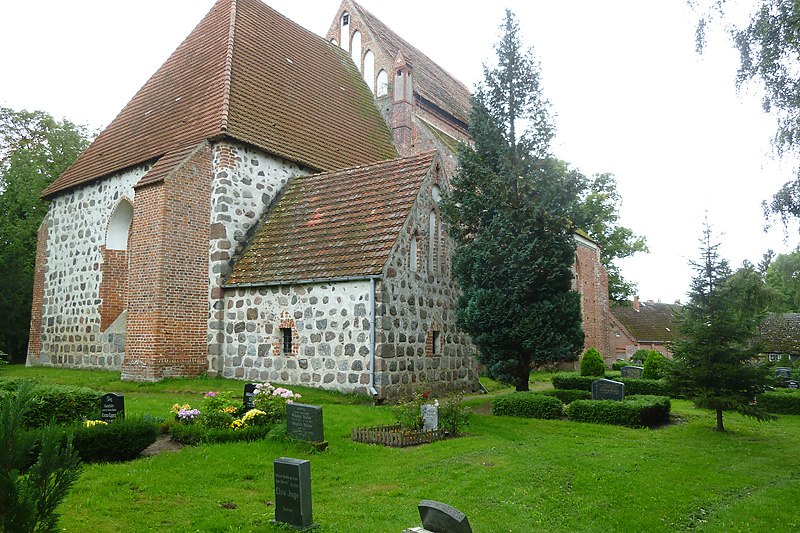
[580,348,606,377]
[611,359,629,371]
[642,350,670,379]
[491,393,564,419]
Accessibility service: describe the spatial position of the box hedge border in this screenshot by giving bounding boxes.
[566,395,671,428]
[552,372,670,396]
[491,392,564,419]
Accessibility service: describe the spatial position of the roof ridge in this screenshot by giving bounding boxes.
[298,150,437,180]
[219,0,237,133]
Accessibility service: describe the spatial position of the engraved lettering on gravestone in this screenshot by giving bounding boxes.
[421,402,439,431]
[775,367,792,379]
[418,499,472,533]
[243,383,257,409]
[591,378,625,401]
[100,393,124,423]
[787,380,799,390]
[620,365,643,379]
[286,403,324,443]
[273,457,314,530]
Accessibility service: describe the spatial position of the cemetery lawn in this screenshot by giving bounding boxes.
[3,366,800,532]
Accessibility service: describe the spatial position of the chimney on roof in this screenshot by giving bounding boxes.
[391,51,414,156]
[633,295,640,312]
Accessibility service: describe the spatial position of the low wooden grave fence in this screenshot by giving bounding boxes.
[351,424,444,447]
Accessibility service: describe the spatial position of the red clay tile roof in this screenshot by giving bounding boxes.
[225,151,438,285]
[349,1,472,126]
[43,0,396,198]
[135,142,208,188]
[758,313,800,354]
[611,301,680,343]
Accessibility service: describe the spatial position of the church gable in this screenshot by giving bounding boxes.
[43,0,396,199]
[225,151,439,286]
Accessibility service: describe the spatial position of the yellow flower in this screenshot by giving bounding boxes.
[223,406,238,414]
[170,403,191,414]
[230,419,246,430]
[84,420,108,428]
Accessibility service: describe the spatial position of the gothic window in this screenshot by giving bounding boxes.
[410,233,418,272]
[432,330,440,355]
[340,12,350,52]
[429,210,436,274]
[376,70,389,96]
[351,31,362,71]
[363,50,375,92]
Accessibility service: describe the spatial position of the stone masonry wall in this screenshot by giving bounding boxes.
[374,164,480,400]
[220,282,373,393]
[207,141,310,374]
[29,166,147,370]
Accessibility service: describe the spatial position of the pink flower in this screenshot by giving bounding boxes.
[204,391,217,397]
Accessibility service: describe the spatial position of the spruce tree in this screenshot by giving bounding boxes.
[442,10,584,391]
[668,220,774,431]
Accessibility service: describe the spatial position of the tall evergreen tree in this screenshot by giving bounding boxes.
[668,220,774,432]
[442,10,584,391]
[0,108,90,360]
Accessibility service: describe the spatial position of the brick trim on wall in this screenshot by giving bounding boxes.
[26,217,48,363]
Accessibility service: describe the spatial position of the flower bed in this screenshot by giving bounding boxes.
[351,424,445,447]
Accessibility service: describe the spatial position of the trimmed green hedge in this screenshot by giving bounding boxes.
[759,390,800,415]
[0,379,102,428]
[566,395,671,428]
[541,389,592,404]
[551,373,670,396]
[71,417,160,462]
[491,392,564,419]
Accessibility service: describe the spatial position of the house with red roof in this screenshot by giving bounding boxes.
[27,0,610,398]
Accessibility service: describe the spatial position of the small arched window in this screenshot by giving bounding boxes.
[363,50,375,92]
[351,31,362,71]
[340,12,350,52]
[106,199,133,251]
[428,210,436,274]
[376,70,389,96]
[410,233,418,272]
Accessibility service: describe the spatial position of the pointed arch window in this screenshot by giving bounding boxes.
[106,199,133,250]
[410,233,418,272]
[429,210,437,274]
[351,31,362,71]
[376,70,389,97]
[340,12,350,52]
[363,50,375,92]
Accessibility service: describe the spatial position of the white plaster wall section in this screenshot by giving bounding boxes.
[38,166,147,369]
[207,140,310,371]
[221,281,373,393]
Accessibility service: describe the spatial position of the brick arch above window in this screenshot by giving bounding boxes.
[273,310,300,356]
[106,197,133,251]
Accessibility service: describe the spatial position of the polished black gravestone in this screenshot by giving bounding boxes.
[620,365,643,379]
[100,393,124,423]
[418,500,472,533]
[591,378,625,401]
[286,403,324,443]
[788,379,799,390]
[273,457,315,530]
[243,383,257,409]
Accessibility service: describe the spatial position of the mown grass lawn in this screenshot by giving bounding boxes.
[3,365,799,532]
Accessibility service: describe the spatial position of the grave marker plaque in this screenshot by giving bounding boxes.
[620,365,644,379]
[787,380,799,390]
[273,457,314,530]
[286,403,324,443]
[243,383,257,409]
[418,500,472,533]
[775,367,792,379]
[100,393,124,423]
[421,404,439,431]
[591,379,625,401]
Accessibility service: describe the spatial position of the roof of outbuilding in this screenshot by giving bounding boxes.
[225,150,438,285]
[43,0,396,198]
[611,301,680,343]
[348,1,473,126]
[758,313,800,354]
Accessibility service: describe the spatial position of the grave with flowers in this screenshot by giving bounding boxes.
[168,382,303,445]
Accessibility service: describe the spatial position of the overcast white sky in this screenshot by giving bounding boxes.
[1,0,797,303]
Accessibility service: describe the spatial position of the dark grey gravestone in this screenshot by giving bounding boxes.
[418,500,472,533]
[775,367,793,379]
[421,403,439,431]
[100,393,124,423]
[620,365,644,379]
[286,403,325,443]
[591,379,625,401]
[787,379,799,390]
[274,457,315,530]
[243,383,257,409]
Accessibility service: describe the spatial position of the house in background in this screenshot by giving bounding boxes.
[758,313,800,363]
[610,297,679,360]
[27,0,612,398]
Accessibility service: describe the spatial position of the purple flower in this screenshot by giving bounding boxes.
[204,391,217,397]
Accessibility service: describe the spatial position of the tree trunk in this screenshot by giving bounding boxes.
[715,409,725,432]
[515,373,529,392]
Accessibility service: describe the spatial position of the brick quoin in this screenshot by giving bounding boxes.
[122,143,212,381]
[26,218,48,362]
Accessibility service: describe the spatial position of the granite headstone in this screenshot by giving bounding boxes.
[620,365,644,379]
[273,457,314,530]
[421,403,439,431]
[100,393,124,423]
[286,403,325,443]
[775,367,793,379]
[591,379,625,401]
[418,500,472,533]
[243,383,257,409]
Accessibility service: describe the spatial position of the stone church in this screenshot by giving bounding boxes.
[27,0,611,399]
